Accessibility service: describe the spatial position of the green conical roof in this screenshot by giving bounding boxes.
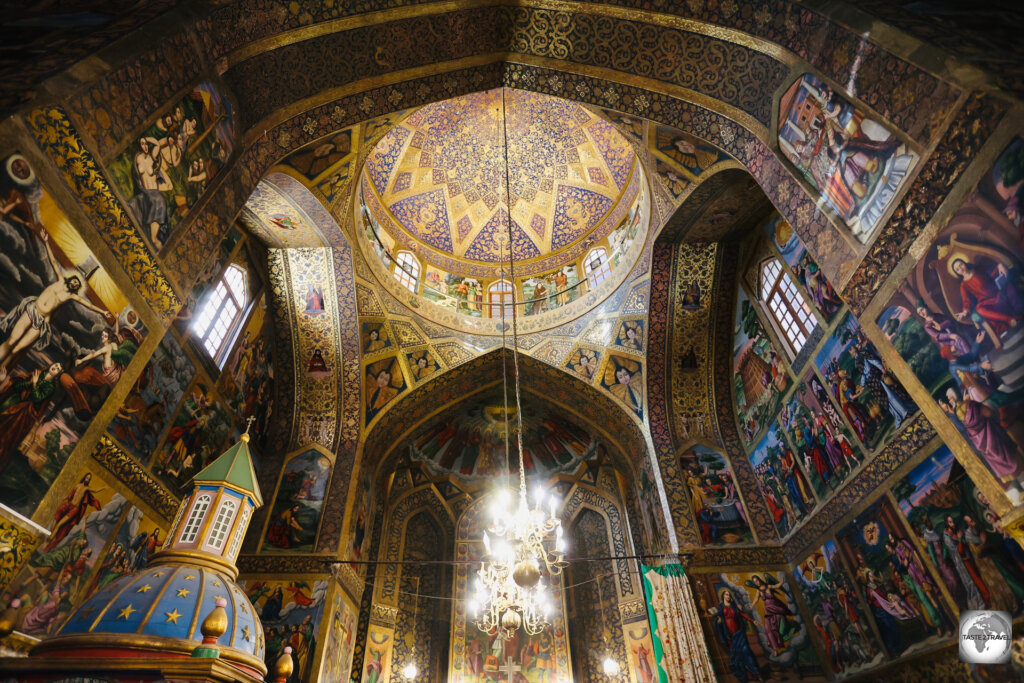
[192,434,263,507]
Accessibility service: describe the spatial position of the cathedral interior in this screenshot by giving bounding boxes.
[0,1,1021,681]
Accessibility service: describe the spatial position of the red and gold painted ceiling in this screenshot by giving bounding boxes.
[362,88,637,272]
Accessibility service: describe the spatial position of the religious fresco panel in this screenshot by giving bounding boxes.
[108,334,194,462]
[748,423,817,539]
[148,377,233,493]
[762,213,843,323]
[814,313,918,453]
[834,496,956,659]
[779,371,865,502]
[793,539,886,678]
[878,137,1024,502]
[894,445,1024,616]
[679,445,754,546]
[242,578,328,680]
[693,570,824,682]
[317,587,357,682]
[219,292,274,450]
[600,353,644,420]
[733,286,791,447]
[0,154,147,518]
[262,449,332,554]
[364,355,407,426]
[109,81,235,253]
[1,470,136,638]
[777,74,917,245]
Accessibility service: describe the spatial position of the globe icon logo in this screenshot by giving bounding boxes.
[959,610,1012,664]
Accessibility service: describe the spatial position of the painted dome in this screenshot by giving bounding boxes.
[53,564,263,659]
[363,88,638,271]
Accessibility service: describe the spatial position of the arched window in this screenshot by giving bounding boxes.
[179,494,212,544]
[207,499,237,551]
[393,251,420,293]
[227,504,251,559]
[193,264,248,364]
[584,248,611,289]
[760,258,817,355]
[487,280,514,319]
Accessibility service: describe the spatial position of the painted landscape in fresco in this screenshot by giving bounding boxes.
[879,137,1024,502]
[243,578,327,680]
[733,287,791,447]
[835,497,955,658]
[0,154,146,517]
[748,423,817,538]
[793,539,885,677]
[894,445,1024,615]
[110,82,235,252]
[694,570,824,682]
[680,445,754,546]
[779,371,863,501]
[763,213,843,322]
[262,449,332,553]
[778,73,916,244]
[815,313,917,452]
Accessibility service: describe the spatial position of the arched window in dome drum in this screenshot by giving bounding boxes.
[207,498,237,551]
[180,494,212,544]
[584,248,611,289]
[759,257,817,355]
[227,504,251,559]
[487,280,514,319]
[192,263,248,366]
[394,251,420,293]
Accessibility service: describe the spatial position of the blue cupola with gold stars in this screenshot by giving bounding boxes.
[26,431,266,681]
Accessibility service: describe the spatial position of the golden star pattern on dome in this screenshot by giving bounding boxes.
[364,88,635,264]
[176,588,191,598]
[136,584,152,593]
[165,609,183,624]
[118,604,136,620]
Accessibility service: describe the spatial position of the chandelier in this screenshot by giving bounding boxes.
[468,89,567,639]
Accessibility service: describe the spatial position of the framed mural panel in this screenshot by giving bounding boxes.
[878,137,1024,502]
[679,445,754,546]
[734,286,791,447]
[748,423,817,539]
[261,448,332,553]
[242,578,328,680]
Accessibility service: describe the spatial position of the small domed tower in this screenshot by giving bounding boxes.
[5,431,267,682]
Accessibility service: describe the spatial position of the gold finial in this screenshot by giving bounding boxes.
[242,416,256,443]
[274,646,294,682]
[200,597,228,644]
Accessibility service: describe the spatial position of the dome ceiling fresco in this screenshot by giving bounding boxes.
[363,88,637,268]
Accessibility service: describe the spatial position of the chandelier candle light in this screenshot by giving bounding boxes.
[469,89,568,639]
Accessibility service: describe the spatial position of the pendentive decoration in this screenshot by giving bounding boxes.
[469,90,568,639]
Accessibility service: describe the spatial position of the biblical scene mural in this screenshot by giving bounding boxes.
[219,293,274,450]
[777,73,916,244]
[318,589,357,682]
[733,287,791,447]
[364,355,406,425]
[793,540,885,677]
[2,471,124,637]
[523,265,584,317]
[814,313,917,452]
[679,445,754,546]
[694,570,823,682]
[262,449,332,553]
[81,505,164,601]
[763,213,843,323]
[108,334,194,461]
[894,445,1024,615]
[0,154,145,518]
[748,423,817,538]
[835,497,955,658]
[779,372,864,501]
[600,353,644,420]
[409,392,596,482]
[243,578,327,680]
[878,137,1024,501]
[109,81,235,252]
[148,378,233,492]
